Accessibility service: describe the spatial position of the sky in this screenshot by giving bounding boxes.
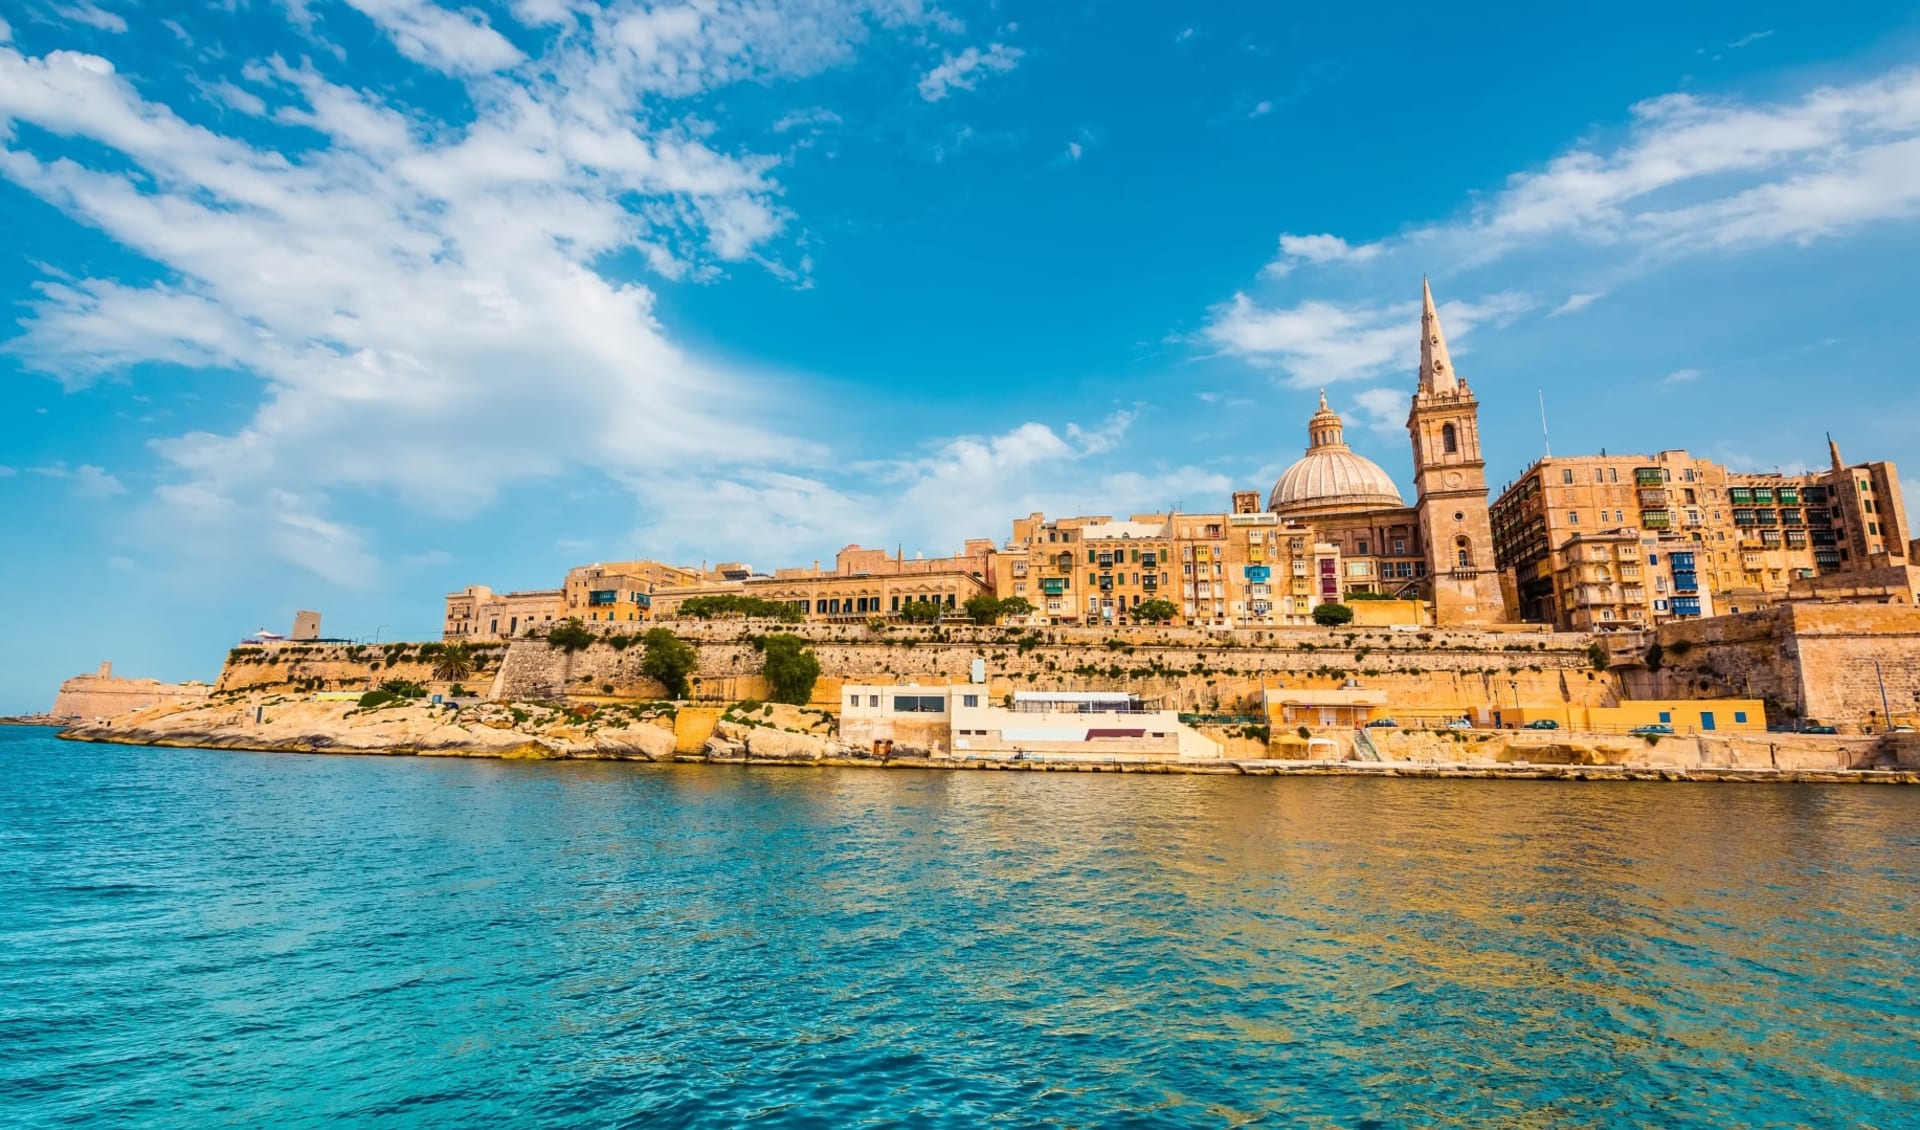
[5,1,1920,710]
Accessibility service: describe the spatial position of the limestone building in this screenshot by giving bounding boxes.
[1491,438,1908,629]
[1260,281,1509,625]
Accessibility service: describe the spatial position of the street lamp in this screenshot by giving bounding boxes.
[373,624,391,643]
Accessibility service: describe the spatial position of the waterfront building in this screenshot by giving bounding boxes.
[444,585,565,641]
[1491,440,1909,629]
[837,684,1220,760]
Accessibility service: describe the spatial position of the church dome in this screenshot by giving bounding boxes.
[1268,392,1406,515]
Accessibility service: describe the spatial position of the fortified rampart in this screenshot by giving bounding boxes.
[484,620,1612,714]
[51,662,211,720]
[1616,603,1920,730]
[209,622,1611,716]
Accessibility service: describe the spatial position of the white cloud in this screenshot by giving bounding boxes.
[1203,290,1533,386]
[0,3,950,585]
[341,0,523,75]
[1550,291,1604,316]
[918,42,1023,102]
[1661,367,1703,385]
[1247,63,1920,277]
[0,465,17,477]
[28,460,126,498]
[1348,387,1408,435]
[1261,232,1383,277]
[1066,140,1082,161]
[1248,100,1272,118]
[55,4,127,34]
[1175,28,1194,43]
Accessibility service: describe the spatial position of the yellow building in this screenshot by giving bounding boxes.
[1505,699,1766,734]
[1492,440,1909,629]
[562,560,700,625]
[650,543,996,622]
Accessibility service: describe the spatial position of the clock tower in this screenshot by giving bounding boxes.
[1407,279,1510,625]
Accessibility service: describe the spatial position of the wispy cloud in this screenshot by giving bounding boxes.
[1660,367,1704,386]
[918,42,1023,102]
[29,461,126,498]
[1203,290,1533,386]
[0,1,956,585]
[1245,63,1920,278]
[54,4,127,34]
[1550,291,1605,317]
[1261,232,1383,277]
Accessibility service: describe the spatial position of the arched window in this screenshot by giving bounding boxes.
[1442,423,1458,454]
[1455,536,1472,569]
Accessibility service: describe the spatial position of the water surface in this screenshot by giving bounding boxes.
[3,727,1916,1126]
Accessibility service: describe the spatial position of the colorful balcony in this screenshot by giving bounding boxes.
[1634,468,1664,486]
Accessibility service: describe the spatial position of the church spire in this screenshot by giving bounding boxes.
[1418,277,1460,394]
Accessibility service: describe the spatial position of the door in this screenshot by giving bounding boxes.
[1699,711,1716,731]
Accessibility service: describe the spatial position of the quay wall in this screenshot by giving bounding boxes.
[1617,603,1920,731]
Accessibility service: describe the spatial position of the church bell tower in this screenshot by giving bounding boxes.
[1407,279,1510,625]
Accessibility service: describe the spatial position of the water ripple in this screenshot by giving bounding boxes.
[3,730,1918,1126]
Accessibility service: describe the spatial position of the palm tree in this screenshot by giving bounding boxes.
[433,642,475,682]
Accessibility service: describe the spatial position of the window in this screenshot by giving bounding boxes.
[1356,540,1369,555]
[1734,711,1748,723]
[892,695,946,713]
[962,694,979,708]
[1569,511,1580,524]
[1455,536,1472,569]
[1609,468,1619,483]
[1562,469,1574,484]
[1392,538,1405,555]
[869,695,880,707]
[1442,423,1458,454]
[1659,711,1672,723]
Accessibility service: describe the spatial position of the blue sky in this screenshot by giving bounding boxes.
[5,1,1920,709]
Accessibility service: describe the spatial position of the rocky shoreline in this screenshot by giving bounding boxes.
[49,695,1920,785]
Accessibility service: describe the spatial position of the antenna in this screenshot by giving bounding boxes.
[1537,390,1552,458]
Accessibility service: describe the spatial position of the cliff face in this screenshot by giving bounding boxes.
[52,662,211,721]
[60,696,680,760]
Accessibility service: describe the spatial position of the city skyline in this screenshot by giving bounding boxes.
[5,1,1920,709]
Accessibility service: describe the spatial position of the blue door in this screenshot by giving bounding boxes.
[1700,711,1716,731]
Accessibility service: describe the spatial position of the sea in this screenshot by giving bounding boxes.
[2,725,1916,1127]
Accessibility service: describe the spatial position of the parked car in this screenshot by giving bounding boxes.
[1364,718,1399,729]
[1629,724,1675,736]
[1522,719,1560,730]
[1804,724,1839,734]
[1445,718,1474,730]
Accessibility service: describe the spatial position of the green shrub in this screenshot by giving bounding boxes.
[545,619,596,652]
[1133,598,1178,624]
[675,595,803,622]
[378,678,427,699]
[1312,603,1355,627]
[358,689,401,709]
[760,634,821,705]
[640,628,698,700]
[1588,642,1610,671]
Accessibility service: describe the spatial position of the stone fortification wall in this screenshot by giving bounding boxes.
[51,662,211,721]
[488,620,1610,712]
[214,642,510,694]
[1619,603,1920,730]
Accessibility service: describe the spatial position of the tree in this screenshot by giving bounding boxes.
[674,594,803,622]
[759,633,822,705]
[545,618,596,652]
[1133,598,1179,624]
[997,596,1035,618]
[898,599,945,624]
[640,628,698,700]
[963,593,1004,625]
[433,641,475,682]
[1588,642,1610,672]
[1312,602,1355,627]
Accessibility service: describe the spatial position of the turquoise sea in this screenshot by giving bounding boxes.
[2,726,1917,1127]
